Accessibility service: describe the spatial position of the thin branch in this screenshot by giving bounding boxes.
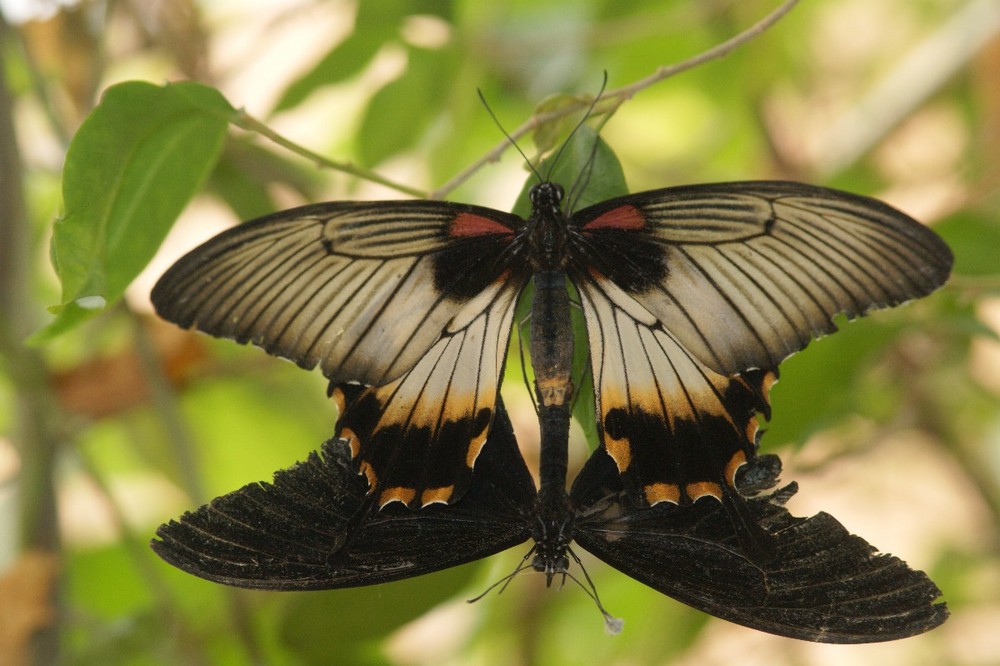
[431,0,801,199]
[605,0,801,103]
[232,110,426,198]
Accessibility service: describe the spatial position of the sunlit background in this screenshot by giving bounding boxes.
[1,0,998,664]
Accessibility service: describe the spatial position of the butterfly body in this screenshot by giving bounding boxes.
[523,186,578,577]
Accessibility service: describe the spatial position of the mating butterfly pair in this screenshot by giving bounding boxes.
[150,135,951,641]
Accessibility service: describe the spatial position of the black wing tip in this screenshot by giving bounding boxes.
[150,508,342,591]
[573,446,950,644]
[148,442,355,589]
[151,530,325,591]
[792,598,950,644]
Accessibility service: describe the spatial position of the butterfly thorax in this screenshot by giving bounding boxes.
[525,182,570,271]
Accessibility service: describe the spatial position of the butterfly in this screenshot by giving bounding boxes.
[152,396,948,642]
[151,131,951,639]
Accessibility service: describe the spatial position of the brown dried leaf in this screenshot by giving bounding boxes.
[0,550,60,666]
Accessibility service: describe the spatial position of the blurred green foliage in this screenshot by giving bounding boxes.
[1,0,998,665]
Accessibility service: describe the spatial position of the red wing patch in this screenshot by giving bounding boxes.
[448,212,515,238]
[582,204,646,231]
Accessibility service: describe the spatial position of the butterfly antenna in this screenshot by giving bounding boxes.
[564,74,614,213]
[477,89,544,184]
[544,72,609,187]
[467,547,537,603]
[565,547,624,635]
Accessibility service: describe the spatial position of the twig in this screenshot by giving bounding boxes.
[431,0,801,199]
[604,0,800,104]
[232,110,426,198]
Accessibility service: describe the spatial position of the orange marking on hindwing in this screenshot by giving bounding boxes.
[359,461,377,490]
[379,486,416,507]
[420,486,455,506]
[725,450,748,487]
[340,427,360,458]
[603,435,632,472]
[331,386,347,415]
[644,483,681,505]
[686,481,723,501]
[761,371,779,405]
[466,426,489,468]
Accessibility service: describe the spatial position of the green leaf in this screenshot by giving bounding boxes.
[274,0,455,113]
[511,126,628,450]
[765,316,904,447]
[935,211,1000,281]
[357,45,458,166]
[280,565,480,665]
[39,80,234,340]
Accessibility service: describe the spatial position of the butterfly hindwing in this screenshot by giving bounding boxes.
[569,449,948,643]
[576,270,775,505]
[151,398,535,590]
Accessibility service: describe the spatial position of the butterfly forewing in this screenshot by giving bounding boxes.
[569,182,953,377]
[151,200,524,386]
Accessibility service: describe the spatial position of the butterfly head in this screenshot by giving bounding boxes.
[528,181,564,213]
[530,507,573,585]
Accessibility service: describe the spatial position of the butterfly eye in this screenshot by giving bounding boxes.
[529,182,564,208]
[530,552,570,575]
